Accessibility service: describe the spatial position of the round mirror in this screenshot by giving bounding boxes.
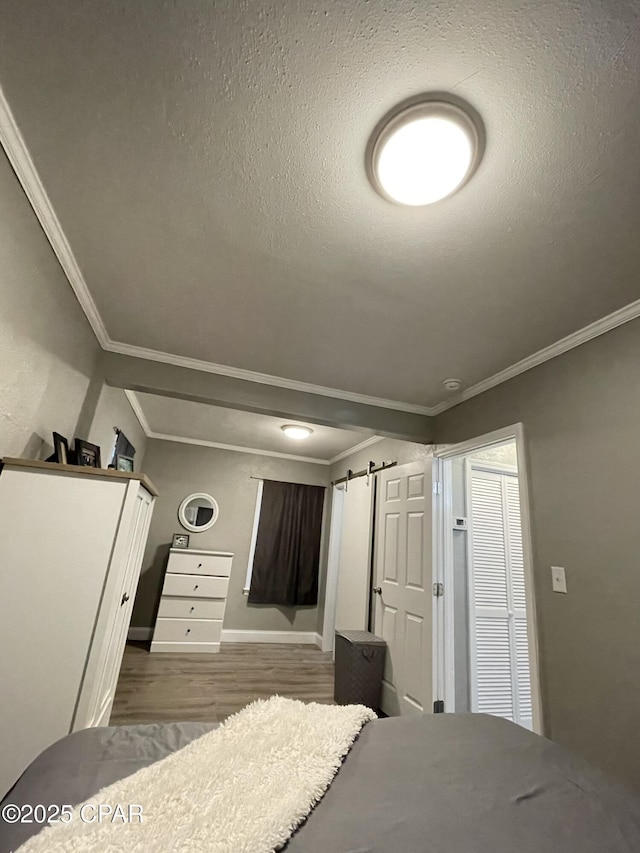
[178,493,219,533]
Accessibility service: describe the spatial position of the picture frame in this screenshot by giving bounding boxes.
[52,432,69,465]
[74,438,101,468]
[115,454,134,473]
[172,533,190,549]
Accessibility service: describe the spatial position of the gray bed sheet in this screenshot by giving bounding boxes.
[2,714,640,852]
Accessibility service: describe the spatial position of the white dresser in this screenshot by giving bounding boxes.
[151,548,233,653]
[0,458,156,798]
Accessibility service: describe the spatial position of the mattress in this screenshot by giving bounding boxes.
[2,714,640,852]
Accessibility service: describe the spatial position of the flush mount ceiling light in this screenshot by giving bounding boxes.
[368,99,482,206]
[281,425,313,440]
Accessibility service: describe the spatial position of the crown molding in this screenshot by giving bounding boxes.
[105,339,434,415]
[430,297,640,416]
[0,85,110,347]
[328,435,385,465]
[123,390,153,436]
[125,390,385,465]
[4,83,640,422]
[125,391,382,465]
[147,432,332,465]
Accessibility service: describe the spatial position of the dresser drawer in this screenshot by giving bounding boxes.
[167,551,233,577]
[153,618,222,644]
[162,573,229,599]
[157,597,226,620]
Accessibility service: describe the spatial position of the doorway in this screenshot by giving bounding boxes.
[433,424,542,732]
[323,456,434,716]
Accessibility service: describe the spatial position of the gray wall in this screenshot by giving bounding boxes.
[87,385,148,470]
[133,439,330,633]
[435,317,640,791]
[0,149,98,459]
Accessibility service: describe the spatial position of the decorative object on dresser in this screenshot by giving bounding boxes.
[151,548,233,653]
[112,427,136,467]
[0,457,157,799]
[178,492,219,532]
[52,431,69,464]
[172,532,190,549]
[115,454,134,472]
[74,438,102,468]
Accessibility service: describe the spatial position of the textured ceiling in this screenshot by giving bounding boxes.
[134,392,375,461]
[1,1,640,408]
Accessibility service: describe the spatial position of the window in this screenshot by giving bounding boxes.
[245,479,325,606]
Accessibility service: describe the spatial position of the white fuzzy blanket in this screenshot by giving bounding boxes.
[18,697,376,853]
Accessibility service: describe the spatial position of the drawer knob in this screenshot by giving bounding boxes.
[186,628,191,635]
[190,606,195,612]
[194,584,199,590]
[198,563,202,568]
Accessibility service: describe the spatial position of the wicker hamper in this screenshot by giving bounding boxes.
[334,630,387,710]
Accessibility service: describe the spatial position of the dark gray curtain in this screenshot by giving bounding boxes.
[113,429,136,464]
[248,480,325,606]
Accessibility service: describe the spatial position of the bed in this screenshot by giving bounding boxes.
[2,712,640,852]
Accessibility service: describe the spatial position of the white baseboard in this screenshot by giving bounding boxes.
[128,626,153,641]
[221,629,323,647]
[130,627,324,648]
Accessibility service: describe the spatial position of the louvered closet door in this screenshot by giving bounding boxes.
[468,466,532,730]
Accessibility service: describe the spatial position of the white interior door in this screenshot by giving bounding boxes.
[373,460,433,716]
[334,476,374,633]
[468,464,533,729]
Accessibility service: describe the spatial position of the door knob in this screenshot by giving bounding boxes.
[120,592,130,606]
[373,587,382,595]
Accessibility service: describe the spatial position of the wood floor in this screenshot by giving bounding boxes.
[110,642,335,725]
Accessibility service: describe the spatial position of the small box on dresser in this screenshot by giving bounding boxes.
[151,548,233,653]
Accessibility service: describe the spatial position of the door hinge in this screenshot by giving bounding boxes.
[433,700,445,713]
[432,582,444,598]
[433,480,442,495]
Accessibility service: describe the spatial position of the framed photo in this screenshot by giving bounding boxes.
[75,438,101,468]
[115,454,134,473]
[172,533,190,549]
[52,432,69,464]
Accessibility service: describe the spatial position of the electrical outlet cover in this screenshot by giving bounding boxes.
[551,566,567,594]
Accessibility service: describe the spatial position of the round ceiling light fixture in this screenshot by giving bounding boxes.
[368,98,482,206]
[281,425,313,440]
[442,378,464,392]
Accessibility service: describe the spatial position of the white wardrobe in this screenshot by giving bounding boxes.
[0,458,156,798]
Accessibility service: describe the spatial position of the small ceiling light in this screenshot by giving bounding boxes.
[442,378,463,391]
[368,99,482,206]
[281,425,313,440]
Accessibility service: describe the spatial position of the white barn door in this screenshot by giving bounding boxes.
[468,464,532,729]
[373,460,432,716]
[334,477,374,632]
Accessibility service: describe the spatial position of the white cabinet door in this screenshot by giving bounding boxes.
[0,469,127,797]
[373,461,433,716]
[468,466,532,729]
[73,483,154,729]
